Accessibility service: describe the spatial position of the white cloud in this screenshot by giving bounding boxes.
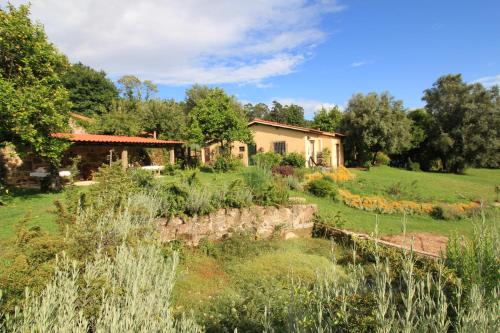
[472,74,500,87]
[350,61,367,68]
[12,0,343,85]
[271,97,340,119]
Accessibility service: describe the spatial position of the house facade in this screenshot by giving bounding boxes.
[203,119,344,168]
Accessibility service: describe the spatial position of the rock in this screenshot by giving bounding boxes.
[157,204,317,246]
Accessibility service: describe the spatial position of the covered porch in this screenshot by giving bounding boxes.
[53,133,184,180]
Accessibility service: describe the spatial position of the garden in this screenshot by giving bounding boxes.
[1,153,499,331]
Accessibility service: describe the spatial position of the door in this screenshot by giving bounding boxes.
[204,147,211,163]
[336,144,340,167]
[248,144,257,165]
[309,140,315,166]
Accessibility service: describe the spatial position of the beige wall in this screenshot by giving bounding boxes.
[203,124,344,168]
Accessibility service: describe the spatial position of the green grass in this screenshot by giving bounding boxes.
[0,188,63,241]
[347,166,500,203]
[172,237,344,313]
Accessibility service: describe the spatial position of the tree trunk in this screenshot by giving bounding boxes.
[371,151,378,166]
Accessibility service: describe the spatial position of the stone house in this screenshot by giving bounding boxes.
[2,133,184,187]
[203,118,344,168]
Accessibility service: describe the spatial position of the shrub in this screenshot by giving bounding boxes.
[243,167,288,206]
[285,176,302,191]
[251,152,282,169]
[212,155,243,172]
[219,179,253,208]
[312,211,346,228]
[407,160,421,172]
[184,186,214,216]
[130,168,155,188]
[281,152,306,168]
[271,165,294,177]
[430,205,462,220]
[363,161,371,170]
[321,148,331,167]
[306,178,338,200]
[374,152,390,166]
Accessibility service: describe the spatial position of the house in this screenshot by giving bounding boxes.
[202,118,344,168]
[1,133,184,187]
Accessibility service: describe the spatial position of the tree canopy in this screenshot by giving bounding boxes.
[265,101,306,126]
[341,92,412,165]
[0,3,70,164]
[312,106,342,132]
[61,62,118,116]
[422,74,500,172]
[187,87,252,149]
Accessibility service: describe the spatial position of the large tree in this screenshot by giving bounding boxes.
[340,92,412,165]
[188,88,252,150]
[0,3,70,164]
[265,101,306,126]
[423,74,500,172]
[312,106,343,132]
[141,99,187,140]
[244,102,270,120]
[61,62,118,116]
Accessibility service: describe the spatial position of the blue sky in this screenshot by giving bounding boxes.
[13,0,500,118]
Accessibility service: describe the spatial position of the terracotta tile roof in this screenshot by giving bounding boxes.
[248,118,344,137]
[52,133,184,145]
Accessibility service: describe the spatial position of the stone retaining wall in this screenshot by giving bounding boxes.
[157,204,317,246]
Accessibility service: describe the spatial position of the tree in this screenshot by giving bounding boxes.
[244,102,270,120]
[312,106,343,132]
[141,99,187,140]
[340,92,412,165]
[0,3,70,165]
[265,101,306,126]
[117,75,142,101]
[91,100,143,136]
[188,88,252,150]
[423,74,500,172]
[61,62,118,116]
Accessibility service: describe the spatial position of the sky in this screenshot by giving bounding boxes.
[7,0,500,118]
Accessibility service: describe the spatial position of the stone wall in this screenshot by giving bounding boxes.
[157,204,317,246]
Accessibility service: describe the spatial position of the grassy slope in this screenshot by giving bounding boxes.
[347,167,499,203]
[0,189,63,241]
[173,237,344,314]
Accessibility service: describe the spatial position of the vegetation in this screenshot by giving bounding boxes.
[61,62,118,116]
[312,106,343,132]
[0,4,70,164]
[281,152,306,168]
[341,92,412,166]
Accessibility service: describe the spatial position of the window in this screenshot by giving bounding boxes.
[273,141,286,155]
[239,146,245,152]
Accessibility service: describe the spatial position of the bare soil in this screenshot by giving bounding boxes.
[381,232,449,256]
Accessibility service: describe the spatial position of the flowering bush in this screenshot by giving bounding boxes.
[339,189,479,217]
[272,165,294,177]
[305,166,355,183]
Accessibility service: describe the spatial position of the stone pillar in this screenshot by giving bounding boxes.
[121,148,128,170]
[169,146,175,165]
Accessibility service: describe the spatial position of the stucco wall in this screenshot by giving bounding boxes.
[203,124,344,168]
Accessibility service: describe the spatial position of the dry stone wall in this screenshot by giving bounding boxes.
[158,204,317,246]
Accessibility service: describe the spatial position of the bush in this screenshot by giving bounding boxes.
[271,165,294,177]
[306,178,338,200]
[407,160,421,171]
[363,161,371,171]
[281,152,306,168]
[243,167,288,206]
[251,152,282,169]
[130,168,156,188]
[185,186,214,216]
[285,176,302,191]
[212,155,243,173]
[218,179,253,209]
[430,205,462,220]
[374,152,390,166]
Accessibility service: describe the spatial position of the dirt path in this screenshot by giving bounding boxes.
[381,233,448,256]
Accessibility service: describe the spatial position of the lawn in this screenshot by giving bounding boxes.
[0,188,64,241]
[346,166,499,203]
